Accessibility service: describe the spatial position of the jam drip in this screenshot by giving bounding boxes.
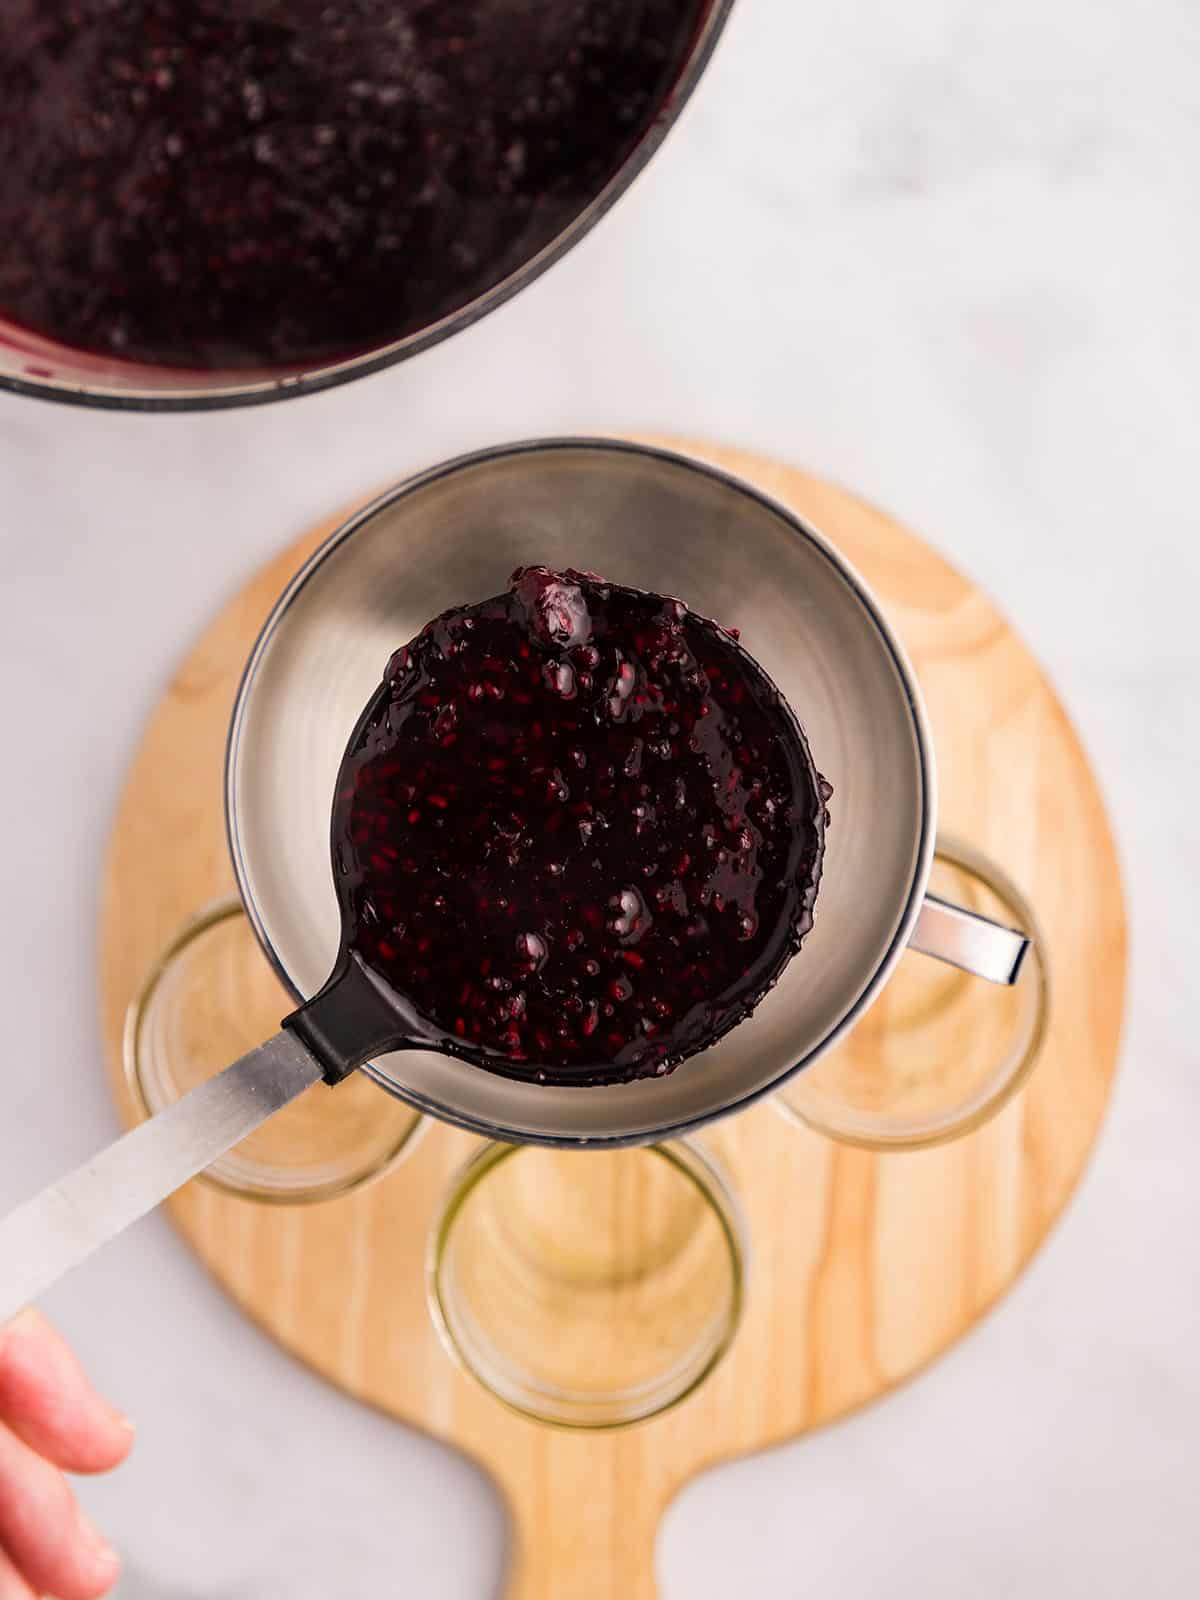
[334,567,829,1085]
[0,0,706,370]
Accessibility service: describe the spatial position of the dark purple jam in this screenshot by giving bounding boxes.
[333,568,830,1086]
[0,1,707,371]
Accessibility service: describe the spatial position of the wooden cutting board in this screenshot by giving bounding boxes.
[99,438,1126,1599]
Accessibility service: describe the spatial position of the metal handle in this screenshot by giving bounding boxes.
[909,893,1031,985]
[0,1032,322,1324]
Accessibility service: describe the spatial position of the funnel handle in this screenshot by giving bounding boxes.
[909,894,1031,986]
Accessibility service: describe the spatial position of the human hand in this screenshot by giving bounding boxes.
[0,1310,132,1599]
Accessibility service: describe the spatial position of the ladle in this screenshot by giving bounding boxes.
[0,568,835,1319]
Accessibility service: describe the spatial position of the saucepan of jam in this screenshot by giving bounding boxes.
[0,0,733,406]
[0,566,828,1319]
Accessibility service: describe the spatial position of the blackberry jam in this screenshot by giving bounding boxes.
[334,568,830,1086]
[0,1,707,370]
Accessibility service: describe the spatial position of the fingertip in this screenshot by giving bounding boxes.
[72,1505,123,1600]
[96,1408,137,1472]
[0,1425,119,1600]
[0,1309,41,1351]
[0,1313,133,1474]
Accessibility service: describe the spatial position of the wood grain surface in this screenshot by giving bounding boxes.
[99,438,1126,1600]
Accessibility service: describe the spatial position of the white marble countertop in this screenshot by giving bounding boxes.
[1,3,1197,1595]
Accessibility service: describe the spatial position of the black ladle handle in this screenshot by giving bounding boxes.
[283,952,419,1085]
